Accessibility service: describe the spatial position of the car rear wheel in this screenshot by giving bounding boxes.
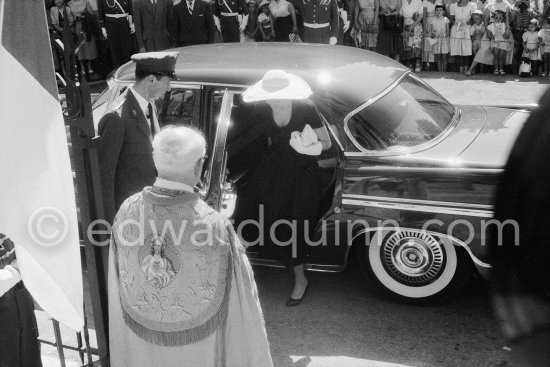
[358,230,473,302]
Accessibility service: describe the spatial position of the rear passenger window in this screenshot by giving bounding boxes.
[157,87,201,129]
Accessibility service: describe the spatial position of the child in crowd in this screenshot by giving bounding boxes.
[522,19,541,75]
[471,10,485,55]
[432,4,450,71]
[487,10,510,75]
[422,0,439,71]
[401,0,424,72]
[244,0,259,42]
[465,10,486,75]
[258,0,273,41]
[538,17,550,76]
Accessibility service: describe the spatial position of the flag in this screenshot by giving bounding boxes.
[0,0,83,331]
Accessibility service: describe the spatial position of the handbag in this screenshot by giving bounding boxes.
[519,61,531,77]
[289,32,303,43]
[383,14,404,32]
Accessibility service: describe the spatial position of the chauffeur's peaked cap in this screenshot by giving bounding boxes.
[131,51,180,79]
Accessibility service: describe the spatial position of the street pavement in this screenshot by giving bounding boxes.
[420,71,549,106]
[39,72,550,367]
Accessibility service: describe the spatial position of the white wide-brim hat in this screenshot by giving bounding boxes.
[243,70,313,102]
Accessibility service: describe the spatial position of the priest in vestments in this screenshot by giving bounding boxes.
[108,126,273,367]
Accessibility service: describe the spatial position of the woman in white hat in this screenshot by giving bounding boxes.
[243,70,332,307]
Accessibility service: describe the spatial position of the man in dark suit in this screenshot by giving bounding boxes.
[134,0,175,52]
[97,51,179,222]
[171,0,218,46]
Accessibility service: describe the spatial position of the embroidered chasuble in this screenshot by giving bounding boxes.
[108,187,273,367]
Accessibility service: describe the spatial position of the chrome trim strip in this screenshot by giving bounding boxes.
[343,72,409,152]
[342,194,494,210]
[247,256,346,272]
[320,114,345,152]
[340,164,504,175]
[342,72,461,157]
[342,198,494,218]
[349,227,492,268]
[305,264,346,273]
[206,90,234,206]
[345,165,504,175]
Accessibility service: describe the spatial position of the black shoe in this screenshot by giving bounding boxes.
[286,283,308,307]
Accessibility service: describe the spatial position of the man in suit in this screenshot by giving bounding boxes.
[97,51,179,223]
[171,0,218,46]
[134,0,175,52]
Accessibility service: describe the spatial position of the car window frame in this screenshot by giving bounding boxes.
[157,84,203,129]
[343,72,461,157]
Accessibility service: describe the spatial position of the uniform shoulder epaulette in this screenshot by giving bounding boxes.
[110,99,125,116]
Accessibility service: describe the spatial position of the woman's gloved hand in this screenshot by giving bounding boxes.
[290,130,322,156]
[301,124,318,146]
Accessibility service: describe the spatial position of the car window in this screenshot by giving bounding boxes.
[346,75,456,152]
[157,87,201,129]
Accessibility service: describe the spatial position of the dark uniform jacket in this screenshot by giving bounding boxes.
[171,0,217,46]
[97,91,157,223]
[212,0,247,17]
[97,0,133,27]
[296,0,339,38]
[134,0,175,51]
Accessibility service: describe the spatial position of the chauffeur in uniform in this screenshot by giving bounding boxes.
[97,51,179,223]
[97,0,134,68]
[212,0,248,42]
[295,0,339,44]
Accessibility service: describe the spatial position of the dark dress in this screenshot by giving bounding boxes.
[0,234,42,367]
[253,100,323,266]
[274,15,295,41]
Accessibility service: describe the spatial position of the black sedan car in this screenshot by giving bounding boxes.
[93,43,528,302]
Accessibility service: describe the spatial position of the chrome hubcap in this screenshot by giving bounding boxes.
[382,231,445,286]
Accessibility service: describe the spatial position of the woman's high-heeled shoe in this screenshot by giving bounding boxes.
[286,283,309,307]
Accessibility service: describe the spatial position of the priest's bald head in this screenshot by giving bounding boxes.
[152,126,207,186]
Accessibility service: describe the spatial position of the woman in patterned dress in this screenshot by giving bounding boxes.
[401,0,424,71]
[449,0,477,73]
[355,0,380,50]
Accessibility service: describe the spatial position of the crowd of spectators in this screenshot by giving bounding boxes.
[45,0,550,79]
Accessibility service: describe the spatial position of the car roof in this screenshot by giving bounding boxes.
[114,43,408,111]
